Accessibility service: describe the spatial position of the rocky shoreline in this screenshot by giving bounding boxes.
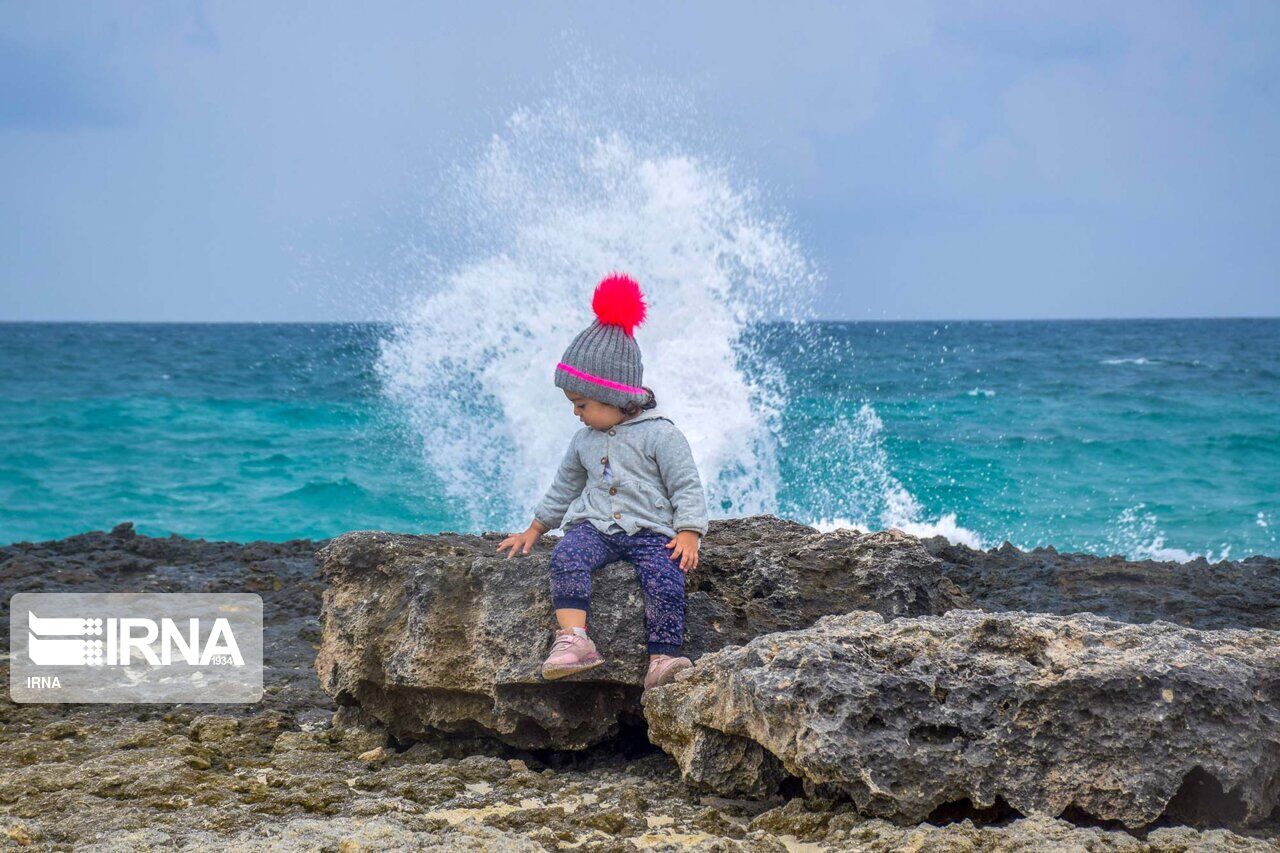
[2,519,1278,850]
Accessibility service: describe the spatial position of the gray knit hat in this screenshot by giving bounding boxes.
[555,273,650,408]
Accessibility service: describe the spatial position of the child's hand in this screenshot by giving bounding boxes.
[497,521,548,558]
[665,531,701,572]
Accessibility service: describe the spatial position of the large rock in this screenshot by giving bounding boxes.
[314,516,967,750]
[643,609,1280,829]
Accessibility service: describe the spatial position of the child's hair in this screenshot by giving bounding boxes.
[619,386,657,417]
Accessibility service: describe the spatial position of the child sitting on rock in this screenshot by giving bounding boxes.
[496,273,709,692]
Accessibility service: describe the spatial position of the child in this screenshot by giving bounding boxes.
[496,273,709,692]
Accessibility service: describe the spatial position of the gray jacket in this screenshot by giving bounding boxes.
[533,409,709,539]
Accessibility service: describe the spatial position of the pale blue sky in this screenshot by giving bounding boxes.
[2,2,1277,321]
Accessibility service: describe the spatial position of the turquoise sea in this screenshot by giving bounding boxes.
[1,319,1276,559]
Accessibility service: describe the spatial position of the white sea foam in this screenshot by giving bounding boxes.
[893,514,986,549]
[1101,357,1158,366]
[1101,504,1232,563]
[795,404,985,548]
[966,387,995,397]
[813,514,984,550]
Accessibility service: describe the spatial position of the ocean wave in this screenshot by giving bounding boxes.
[241,453,294,470]
[1130,541,1227,563]
[966,388,995,397]
[1100,357,1159,366]
[812,513,984,550]
[1101,504,1233,563]
[267,478,371,503]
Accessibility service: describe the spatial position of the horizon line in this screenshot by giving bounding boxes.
[1,315,1278,326]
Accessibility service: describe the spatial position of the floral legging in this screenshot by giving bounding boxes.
[549,521,686,655]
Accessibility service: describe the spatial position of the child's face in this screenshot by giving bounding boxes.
[564,391,627,430]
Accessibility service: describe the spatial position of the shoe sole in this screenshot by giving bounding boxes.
[542,654,605,680]
[644,657,692,691]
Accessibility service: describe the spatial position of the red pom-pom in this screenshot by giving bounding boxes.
[591,273,647,336]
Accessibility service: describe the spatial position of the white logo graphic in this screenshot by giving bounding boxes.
[27,611,244,667]
[27,613,105,666]
[12,593,263,704]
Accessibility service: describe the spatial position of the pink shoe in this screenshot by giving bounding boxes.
[644,655,692,691]
[541,629,604,680]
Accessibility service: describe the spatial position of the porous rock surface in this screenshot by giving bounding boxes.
[2,524,1278,849]
[643,609,1280,829]
[7,708,1275,851]
[314,516,967,750]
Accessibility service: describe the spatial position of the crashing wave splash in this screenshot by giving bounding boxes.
[1099,504,1234,564]
[378,80,809,532]
[376,75,994,550]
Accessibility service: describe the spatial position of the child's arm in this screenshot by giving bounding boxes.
[653,428,709,537]
[497,439,586,558]
[533,438,588,532]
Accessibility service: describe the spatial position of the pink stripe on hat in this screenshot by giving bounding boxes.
[556,362,646,395]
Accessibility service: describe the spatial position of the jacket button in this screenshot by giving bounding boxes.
[609,487,617,495]
[600,456,608,464]
[608,428,616,436]
[612,512,621,519]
